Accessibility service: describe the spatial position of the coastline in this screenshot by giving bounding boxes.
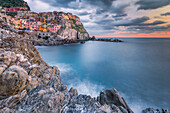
[0,38,133,113]
[0,38,169,113]
[32,37,123,46]
[0,12,169,113]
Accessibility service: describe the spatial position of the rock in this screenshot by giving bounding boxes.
[80,41,85,44]
[57,21,89,41]
[0,89,27,109]
[0,51,17,67]
[142,108,170,113]
[15,86,65,113]
[91,38,123,42]
[91,36,96,40]
[98,88,133,113]
[0,107,19,113]
[69,87,78,96]
[62,94,101,113]
[0,38,61,91]
[0,65,30,98]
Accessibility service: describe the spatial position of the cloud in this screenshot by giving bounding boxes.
[128,24,170,33]
[77,11,91,16]
[24,0,170,36]
[161,12,170,16]
[112,14,127,18]
[114,16,150,26]
[141,20,166,26]
[136,0,170,10]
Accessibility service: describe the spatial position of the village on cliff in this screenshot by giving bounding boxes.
[0,6,84,39]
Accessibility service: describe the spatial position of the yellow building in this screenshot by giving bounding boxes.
[64,14,69,20]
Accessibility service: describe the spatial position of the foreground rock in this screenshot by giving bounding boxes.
[0,65,29,98]
[98,89,133,113]
[0,37,133,113]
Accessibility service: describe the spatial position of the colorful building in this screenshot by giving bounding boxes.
[48,24,61,33]
[3,9,81,33]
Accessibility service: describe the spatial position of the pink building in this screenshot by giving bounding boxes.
[48,25,61,33]
[26,21,38,30]
[5,7,26,12]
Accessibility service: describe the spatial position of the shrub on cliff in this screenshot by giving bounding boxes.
[0,0,30,10]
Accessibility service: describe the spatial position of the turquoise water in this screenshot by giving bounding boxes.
[37,38,170,112]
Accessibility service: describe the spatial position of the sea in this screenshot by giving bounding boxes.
[36,38,170,113]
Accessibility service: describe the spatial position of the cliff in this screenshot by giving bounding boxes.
[57,18,89,40]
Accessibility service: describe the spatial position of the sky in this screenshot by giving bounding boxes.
[24,0,170,37]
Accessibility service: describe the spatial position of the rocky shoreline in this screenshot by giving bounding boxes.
[0,38,134,113]
[90,37,123,42]
[32,37,123,46]
[0,38,169,113]
[0,16,169,113]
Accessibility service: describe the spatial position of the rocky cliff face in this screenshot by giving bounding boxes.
[57,19,89,40]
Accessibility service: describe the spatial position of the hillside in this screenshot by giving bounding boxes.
[0,0,89,42]
[0,0,30,10]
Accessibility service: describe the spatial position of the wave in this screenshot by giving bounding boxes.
[119,92,157,113]
[54,63,73,73]
[67,79,105,98]
[49,62,151,112]
[35,46,47,49]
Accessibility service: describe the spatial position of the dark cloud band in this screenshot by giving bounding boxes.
[136,0,170,10]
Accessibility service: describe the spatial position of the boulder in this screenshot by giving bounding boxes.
[0,65,30,98]
[69,87,78,96]
[98,88,133,113]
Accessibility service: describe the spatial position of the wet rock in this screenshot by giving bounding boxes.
[98,88,133,113]
[91,38,123,42]
[62,94,101,113]
[91,36,96,40]
[80,41,85,44]
[142,108,170,113]
[69,87,78,96]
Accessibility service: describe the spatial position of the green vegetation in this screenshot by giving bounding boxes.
[0,0,30,10]
[6,11,17,18]
[71,19,87,34]
[72,19,76,25]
